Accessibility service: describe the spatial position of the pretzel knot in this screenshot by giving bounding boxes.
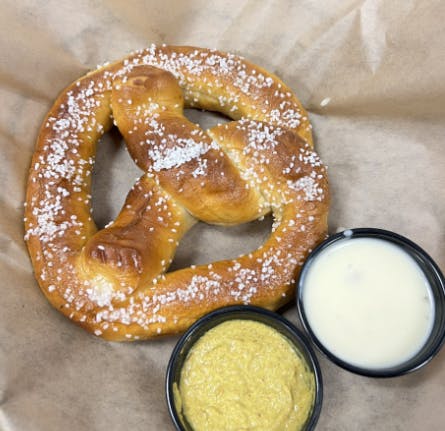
[24,45,329,340]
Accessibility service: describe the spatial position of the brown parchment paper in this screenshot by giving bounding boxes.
[1,0,444,430]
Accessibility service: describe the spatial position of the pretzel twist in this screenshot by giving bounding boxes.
[24,45,329,340]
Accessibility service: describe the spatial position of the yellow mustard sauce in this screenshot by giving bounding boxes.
[175,319,315,431]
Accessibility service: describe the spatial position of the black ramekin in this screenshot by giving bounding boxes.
[166,305,323,431]
[297,228,445,378]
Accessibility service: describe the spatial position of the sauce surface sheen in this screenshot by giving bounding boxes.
[303,237,434,369]
[176,319,315,431]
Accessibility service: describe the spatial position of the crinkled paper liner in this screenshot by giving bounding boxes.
[1,1,444,430]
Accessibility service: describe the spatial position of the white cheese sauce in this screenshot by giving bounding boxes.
[302,237,434,369]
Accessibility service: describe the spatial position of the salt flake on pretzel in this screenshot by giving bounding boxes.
[24,45,329,340]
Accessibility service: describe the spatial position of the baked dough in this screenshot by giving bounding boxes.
[24,45,329,340]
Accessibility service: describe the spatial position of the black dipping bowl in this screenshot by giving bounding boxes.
[297,228,445,378]
[166,305,323,431]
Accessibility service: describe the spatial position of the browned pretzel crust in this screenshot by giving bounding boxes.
[24,45,329,340]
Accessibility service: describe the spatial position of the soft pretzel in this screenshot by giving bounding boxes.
[24,45,329,340]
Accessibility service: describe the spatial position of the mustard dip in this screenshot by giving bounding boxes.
[175,319,315,431]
